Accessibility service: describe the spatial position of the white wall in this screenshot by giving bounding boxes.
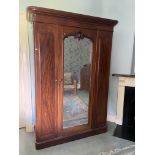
[102,0,135,120]
[19,0,103,17]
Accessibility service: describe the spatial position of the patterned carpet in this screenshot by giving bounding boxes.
[98,144,135,155]
[63,91,88,128]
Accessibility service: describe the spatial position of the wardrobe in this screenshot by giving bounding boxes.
[27,6,118,149]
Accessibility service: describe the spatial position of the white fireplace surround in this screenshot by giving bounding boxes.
[115,76,135,125]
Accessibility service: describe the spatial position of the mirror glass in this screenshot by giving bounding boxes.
[63,36,92,128]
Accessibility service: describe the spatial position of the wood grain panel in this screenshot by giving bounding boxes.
[40,32,55,135]
[34,23,58,141]
[95,31,113,127]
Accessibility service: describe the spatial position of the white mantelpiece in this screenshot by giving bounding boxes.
[115,76,135,125]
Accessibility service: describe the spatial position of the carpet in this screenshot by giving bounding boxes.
[63,92,88,128]
[98,145,135,155]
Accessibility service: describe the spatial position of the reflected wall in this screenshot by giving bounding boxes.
[63,36,92,128]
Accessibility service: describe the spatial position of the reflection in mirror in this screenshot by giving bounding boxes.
[63,36,92,128]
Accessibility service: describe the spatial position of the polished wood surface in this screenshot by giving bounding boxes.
[34,23,59,142]
[36,126,107,149]
[95,31,113,128]
[27,6,118,31]
[27,6,118,149]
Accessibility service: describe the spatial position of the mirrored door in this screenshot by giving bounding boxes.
[63,32,93,128]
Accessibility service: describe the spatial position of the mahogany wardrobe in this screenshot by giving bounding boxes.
[27,6,118,149]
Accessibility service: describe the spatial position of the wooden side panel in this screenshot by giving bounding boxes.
[94,31,113,127]
[34,23,58,142]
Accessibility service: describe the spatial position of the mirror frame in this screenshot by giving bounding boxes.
[62,28,95,135]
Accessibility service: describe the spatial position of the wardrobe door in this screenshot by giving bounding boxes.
[62,26,97,130]
[34,23,59,142]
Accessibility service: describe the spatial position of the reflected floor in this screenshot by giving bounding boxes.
[63,90,89,128]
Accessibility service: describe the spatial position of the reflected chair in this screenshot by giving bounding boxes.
[64,72,77,94]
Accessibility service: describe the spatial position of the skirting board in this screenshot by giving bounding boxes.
[107,115,122,125]
[107,115,116,123]
[115,118,122,125]
[26,124,34,132]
